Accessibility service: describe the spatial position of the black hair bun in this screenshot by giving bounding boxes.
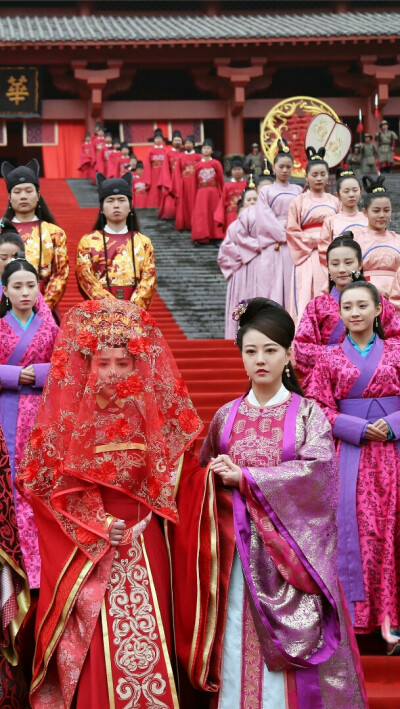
[306,146,326,161]
[362,175,386,194]
[336,167,355,180]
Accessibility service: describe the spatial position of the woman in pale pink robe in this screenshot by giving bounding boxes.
[218,188,259,339]
[319,171,367,266]
[255,147,302,309]
[287,148,339,324]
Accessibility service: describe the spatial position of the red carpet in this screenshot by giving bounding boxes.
[5,178,400,705]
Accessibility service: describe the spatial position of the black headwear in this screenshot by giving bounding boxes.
[184,134,195,144]
[1,159,40,192]
[96,173,133,202]
[172,130,183,139]
[202,138,214,149]
[362,175,386,194]
[231,156,244,169]
[148,128,166,142]
[305,146,326,162]
[335,167,355,180]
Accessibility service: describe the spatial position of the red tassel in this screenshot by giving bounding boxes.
[374,108,380,119]
[356,122,364,133]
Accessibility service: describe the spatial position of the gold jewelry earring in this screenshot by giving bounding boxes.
[285,365,290,377]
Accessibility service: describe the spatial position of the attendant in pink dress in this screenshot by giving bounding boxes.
[255,142,302,308]
[307,281,400,653]
[0,257,58,588]
[200,297,367,708]
[191,139,224,244]
[158,130,183,221]
[218,187,259,338]
[214,157,247,237]
[172,135,202,231]
[319,169,368,265]
[286,146,339,324]
[355,176,400,312]
[295,234,400,388]
[142,128,167,208]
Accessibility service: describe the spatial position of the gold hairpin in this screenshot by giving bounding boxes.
[372,187,386,193]
[249,174,255,189]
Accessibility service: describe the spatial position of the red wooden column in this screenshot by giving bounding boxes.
[215,58,268,154]
[361,55,400,129]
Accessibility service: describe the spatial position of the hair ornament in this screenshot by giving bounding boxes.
[232,300,248,323]
[263,158,274,176]
[362,175,386,194]
[306,146,326,161]
[11,251,26,262]
[277,138,290,154]
[248,173,255,189]
[336,168,354,179]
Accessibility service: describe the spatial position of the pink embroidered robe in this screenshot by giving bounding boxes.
[294,286,400,387]
[255,181,302,309]
[306,337,400,633]
[319,211,368,267]
[286,191,339,324]
[355,226,400,310]
[0,307,58,587]
[200,394,367,708]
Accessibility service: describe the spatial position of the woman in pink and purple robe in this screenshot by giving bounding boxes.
[200,297,367,708]
[0,257,58,588]
[307,281,400,651]
[255,145,302,309]
[286,148,339,325]
[295,234,400,388]
[218,187,259,339]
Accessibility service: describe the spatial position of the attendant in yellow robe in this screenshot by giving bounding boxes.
[76,172,156,310]
[1,159,69,312]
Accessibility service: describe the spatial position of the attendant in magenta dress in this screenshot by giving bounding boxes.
[191,139,224,244]
[319,169,368,266]
[200,298,367,708]
[355,176,400,312]
[218,187,259,339]
[286,146,339,324]
[0,257,58,588]
[214,157,247,237]
[158,130,183,221]
[295,234,400,388]
[142,128,167,208]
[171,135,202,231]
[307,281,400,653]
[255,143,302,308]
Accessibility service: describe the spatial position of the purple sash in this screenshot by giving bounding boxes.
[0,313,42,484]
[336,336,386,620]
[220,393,337,709]
[327,288,345,346]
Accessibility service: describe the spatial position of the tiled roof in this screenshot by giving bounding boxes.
[0,11,398,44]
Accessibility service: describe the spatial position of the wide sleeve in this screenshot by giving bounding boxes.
[318,216,334,267]
[44,225,69,310]
[131,235,157,311]
[158,152,172,192]
[75,234,113,301]
[141,150,153,191]
[199,404,230,465]
[286,196,315,266]
[293,300,325,377]
[234,208,260,264]
[218,222,242,280]
[0,365,22,390]
[31,364,51,389]
[388,267,400,315]
[215,161,225,194]
[306,352,367,444]
[381,294,400,337]
[214,184,227,229]
[170,158,182,199]
[255,189,286,246]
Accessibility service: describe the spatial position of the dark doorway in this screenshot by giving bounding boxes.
[0,121,42,172]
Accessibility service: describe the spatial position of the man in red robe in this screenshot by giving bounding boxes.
[171,134,202,231]
[214,156,247,237]
[158,129,183,221]
[77,132,92,178]
[142,128,167,208]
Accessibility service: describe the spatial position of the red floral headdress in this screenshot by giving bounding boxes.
[17,299,202,560]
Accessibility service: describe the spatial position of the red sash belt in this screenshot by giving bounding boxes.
[108,286,135,300]
[302,222,323,230]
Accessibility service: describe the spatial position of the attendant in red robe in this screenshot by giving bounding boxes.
[142,128,167,208]
[131,161,147,209]
[16,299,204,709]
[191,139,225,244]
[90,127,106,183]
[77,132,92,178]
[158,130,183,221]
[117,143,131,177]
[97,132,113,175]
[172,134,201,231]
[214,156,247,237]
[105,138,121,178]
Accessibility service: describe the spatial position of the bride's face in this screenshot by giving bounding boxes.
[93,347,135,399]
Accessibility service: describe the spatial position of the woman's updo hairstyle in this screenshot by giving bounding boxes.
[339,281,384,339]
[235,297,303,395]
[0,255,39,317]
[0,218,24,250]
[335,167,361,193]
[305,146,329,174]
[274,137,294,165]
[362,175,391,209]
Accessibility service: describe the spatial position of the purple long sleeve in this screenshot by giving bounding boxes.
[333,414,367,444]
[32,363,50,389]
[0,365,22,390]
